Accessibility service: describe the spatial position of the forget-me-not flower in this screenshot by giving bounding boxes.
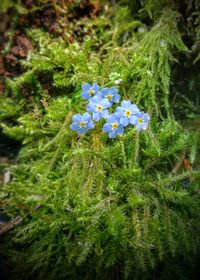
[80,82,100,100]
[102,113,124,138]
[115,100,140,127]
[70,112,94,135]
[87,95,111,121]
[132,111,150,131]
[101,87,120,105]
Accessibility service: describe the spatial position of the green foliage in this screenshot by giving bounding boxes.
[130,8,188,117]
[0,0,27,13]
[1,1,200,280]
[2,97,200,279]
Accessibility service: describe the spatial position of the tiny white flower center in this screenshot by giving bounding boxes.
[138,118,143,124]
[112,122,118,129]
[89,89,95,96]
[106,94,112,100]
[96,105,103,112]
[125,110,131,117]
[79,121,86,127]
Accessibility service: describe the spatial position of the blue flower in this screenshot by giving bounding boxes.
[80,82,100,100]
[102,113,124,138]
[132,111,150,131]
[101,87,120,105]
[70,113,94,135]
[115,100,140,127]
[87,95,111,121]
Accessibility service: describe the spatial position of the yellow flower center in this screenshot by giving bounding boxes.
[96,105,103,112]
[138,118,143,124]
[112,122,118,129]
[106,94,112,100]
[125,110,131,117]
[89,89,95,96]
[79,121,86,127]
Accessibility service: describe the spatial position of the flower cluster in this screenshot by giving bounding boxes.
[70,82,150,138]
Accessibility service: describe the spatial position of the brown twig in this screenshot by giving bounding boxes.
[171,151,186,174]
[0,204,42,237]
[0,216,23,236]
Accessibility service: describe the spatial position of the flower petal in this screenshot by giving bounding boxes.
[92,95,102,104]
[109,130,116,138]
[141,123,148,130]
[80,91,89,100]
[87,120,95,129]
[115,110,123,119]
[110,87,118,94]
[101,98,111,109]
[113,93,120,103]
[82,112,91,122]
[92,82,100,91]
[120,117,129,127]
[101,110,109,119]
[129,115,138,125]
[82,83,91,91]
[135,124,142,131]
[101,88,109,97]
[117,126,124,135]
[121,100,131,108]
[106,114,116,123]
[130,104,139,114]
[103,123,111,132]
[72,114,82,122]
[93,111,100,121]
[87,102,96,112]
[77,127,88,135]
[70,123,80,130]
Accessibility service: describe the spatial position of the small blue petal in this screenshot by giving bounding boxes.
[129,115,138,125]
[109,130,116,138]
[144,113,150,121]
[101,88,109,96]
[141,123,148,130]
[82,83,91,91]
[87,102,96,112]
[121,100,132,108]
[92,95,102,104]
[92,82,100,91]
[93,111,101,121]
[115,110,123,119]
[106,114,116,123]
[101,110,109,119]
[70,123,80,130]
[135,124,142,131]
[72,114,82,122]
[87,120,95,129]
[101,98,111,108]
[77,127,88,135]
[130,104,139,114]
[82,112,91,122]
[113,93,120,103]
[80,91,89,100]
[120,117,129,127]
[117,126,124,135]
[110,87,118,94]
[103,123,111,132]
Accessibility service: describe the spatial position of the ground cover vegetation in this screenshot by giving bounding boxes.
[0,0,200,279]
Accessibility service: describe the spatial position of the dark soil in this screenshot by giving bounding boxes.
[0,0,101,87]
